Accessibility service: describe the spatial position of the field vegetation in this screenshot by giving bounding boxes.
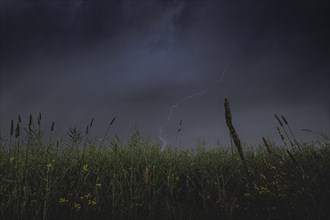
[0,100,329,219]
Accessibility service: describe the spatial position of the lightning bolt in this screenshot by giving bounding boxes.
[159,64,230,151]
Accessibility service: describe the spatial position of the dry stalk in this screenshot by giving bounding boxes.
[275,114,294,149]
[99,116,116,151]
[224,98,249,176]
[281,115,301,151]
[277,127,287,147]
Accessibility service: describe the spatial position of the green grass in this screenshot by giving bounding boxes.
[1,107,330,220]
[0,125,329,220]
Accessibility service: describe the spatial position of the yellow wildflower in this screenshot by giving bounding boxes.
[59,198,69,204]
[95,183,101,188]
[84,193,91,199]
[82,164,89,173]
[73,203,81,211]
[259,186,271,194]
[88,199,97,206]
[175,176,179,181]
[47,160,55,172]
[80,193,91,200]
[244,193,251,198]
[47,163,53,172]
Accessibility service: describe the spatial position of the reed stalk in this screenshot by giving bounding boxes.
[99,116,116,151]
[275,114,294,149]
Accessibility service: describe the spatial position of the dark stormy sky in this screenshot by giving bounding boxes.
[0,0,329,148]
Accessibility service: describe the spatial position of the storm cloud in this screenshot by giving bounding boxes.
[1,0,329,147]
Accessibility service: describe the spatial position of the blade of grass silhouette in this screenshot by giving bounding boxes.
[99,116,116,151]
[81,118,94,160]
[302,129,330,141]
[159,64,230,151]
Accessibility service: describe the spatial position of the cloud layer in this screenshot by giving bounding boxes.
[1,0,329,147]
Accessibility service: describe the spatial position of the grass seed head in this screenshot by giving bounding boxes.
[10,120,14,137]
[110,117,116,126]
[274,114,283,127]
[51,122,55,131]
[178,120,183,132]
[277,127,286,146]
[85,126,89,135]
[262,137,272,155]
[15,123,20,138]
[29,114,32,127]
[224,98,245,163]
[281,115,288,125]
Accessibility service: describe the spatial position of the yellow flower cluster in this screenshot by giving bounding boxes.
[73,203,81,211]
[88,199,97,206]
[80,193,97,206]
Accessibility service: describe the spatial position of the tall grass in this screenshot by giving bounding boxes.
[0,102,329,219]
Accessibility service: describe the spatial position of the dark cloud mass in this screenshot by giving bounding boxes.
[1,0,329,148]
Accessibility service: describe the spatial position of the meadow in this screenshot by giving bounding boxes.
[0,100,329,219]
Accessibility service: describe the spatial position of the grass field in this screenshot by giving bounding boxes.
[1,103,329,219]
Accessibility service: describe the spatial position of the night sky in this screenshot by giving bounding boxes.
[1,0,329,148]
